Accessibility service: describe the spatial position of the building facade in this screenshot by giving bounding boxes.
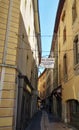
[0,0,41,130]
[59,0,79,128]
[38,67,53,112]
[0,1,21,130]
[38,69,47,101]
[43,64,54,113]
[51,0,79,128]
[51,33,62,118]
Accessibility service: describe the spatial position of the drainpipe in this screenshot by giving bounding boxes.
[15,75,19,130]
[0,64,21,130]
[0,0,13,101]
[0,0,20,129]
[3,0,13,64]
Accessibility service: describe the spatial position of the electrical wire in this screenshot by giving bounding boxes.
[16,46,75,53]
[16,33,75,38]
[15,33,77,54]
[0,32,77,53]
[0,30,78,79]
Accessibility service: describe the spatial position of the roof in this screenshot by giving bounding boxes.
[38,69,46,80]
[51,0,65,51]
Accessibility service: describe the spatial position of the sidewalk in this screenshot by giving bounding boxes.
[25,110,42,130]
[25,110,78,130]
[41,111,77,130]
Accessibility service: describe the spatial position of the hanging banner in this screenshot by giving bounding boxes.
[40,58,55,68]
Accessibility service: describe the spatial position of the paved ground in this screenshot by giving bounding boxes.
[25,110,77,130]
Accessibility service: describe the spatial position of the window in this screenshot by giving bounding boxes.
[62,10,65,22]
[43,83,45,89]
[63,26,66,43]
[28,26,30,36]
[25,0,27,8]
[27,55,29,60]
[74,35,79,65]
[72,0,77,24]
[30,3,31,13]
[69,100,79,114]
[63,54,67,78]
[59,64,61,83]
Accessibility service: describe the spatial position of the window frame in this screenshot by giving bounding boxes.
[63,26,66,43]
[74,35,79,65]
[63,53,68,81]
[72,0,77,24]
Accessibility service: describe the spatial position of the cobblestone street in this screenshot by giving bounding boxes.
[25,110,77,130]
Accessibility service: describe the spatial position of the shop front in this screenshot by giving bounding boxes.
[51,86,62,119]
[16,74,33,130]
[67,99,79,129]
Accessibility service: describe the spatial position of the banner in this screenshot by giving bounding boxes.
[40,58,55,68]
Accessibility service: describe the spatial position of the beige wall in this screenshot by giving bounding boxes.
[38,70,47,99]
[58,0,79,102]
[38,68,53,100]
[46,69,53,97]
[17,14,33,80]
[0,0,20,129]
[20,0,40,66]
[0,0,41,129]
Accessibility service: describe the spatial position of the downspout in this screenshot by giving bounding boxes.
[3,0,13,64]
[0,62,23,130]
[0,0,14,104]
[1,0,20,129]
[15,74,19,130]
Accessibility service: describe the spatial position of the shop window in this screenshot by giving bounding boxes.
[70,100,79,114]
[74,35,79,65]
[72,0,77,24]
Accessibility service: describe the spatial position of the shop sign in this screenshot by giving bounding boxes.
[40,58,55,68]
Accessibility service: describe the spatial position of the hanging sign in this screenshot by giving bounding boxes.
[40,58,55,68]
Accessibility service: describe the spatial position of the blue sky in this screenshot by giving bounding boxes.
[38,0,59,74]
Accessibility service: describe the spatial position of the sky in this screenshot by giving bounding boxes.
[38,0,59,74]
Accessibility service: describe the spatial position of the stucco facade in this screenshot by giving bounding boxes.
[38,67,53,112]
[58,0,79,125]
[0,0,41,129]
[0,1,20,129]
[38,69,47,100]
[52,0,79,128]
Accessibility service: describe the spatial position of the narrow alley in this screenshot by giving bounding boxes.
[25,110,77,130]
[0,0,79,130]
